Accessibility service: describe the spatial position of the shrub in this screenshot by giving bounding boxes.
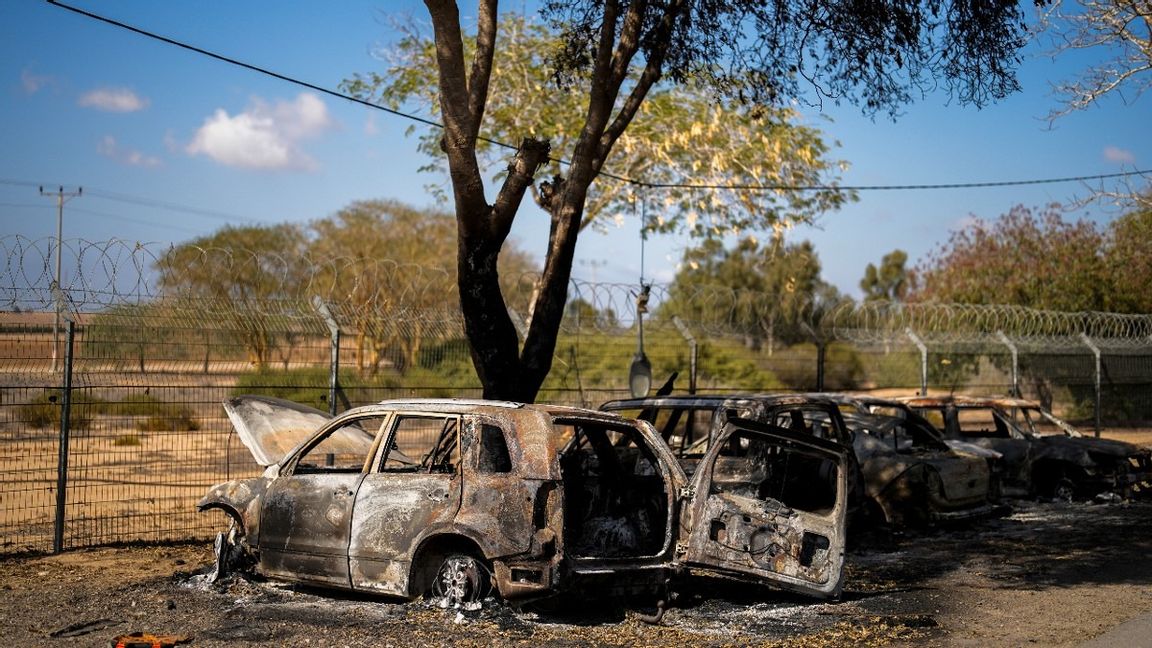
[16,392,93,430]
[113,434,142,446]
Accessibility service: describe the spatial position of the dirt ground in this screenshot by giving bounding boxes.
[3,497,1152,648]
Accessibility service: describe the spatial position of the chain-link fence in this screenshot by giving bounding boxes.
[3,236,1151,554]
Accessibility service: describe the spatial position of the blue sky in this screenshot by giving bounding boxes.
[2,0,1148,299]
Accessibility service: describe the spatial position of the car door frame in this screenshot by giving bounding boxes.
[257,410,390,588]
[348,410,466,597]
[677,417,849,599]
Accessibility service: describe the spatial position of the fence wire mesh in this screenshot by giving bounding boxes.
[3,236,1152,554]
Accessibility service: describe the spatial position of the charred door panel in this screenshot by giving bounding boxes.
[681,421,847,598]
[348,472,461,596]
[348,412,464,596]
[259,472,365,587]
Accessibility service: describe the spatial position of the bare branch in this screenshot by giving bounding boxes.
[1043,0,1152,120]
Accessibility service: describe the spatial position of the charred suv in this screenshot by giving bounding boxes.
[900,395,1152,501]
[199,396,849,608]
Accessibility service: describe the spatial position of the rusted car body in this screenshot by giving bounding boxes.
[835,410,999,525]
[600,393,998,527]
[823,393,1006,500]
[199,396,849,607]
[899,395,1152,501]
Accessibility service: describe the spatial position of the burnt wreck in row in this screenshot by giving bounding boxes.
[899,395,1152,501]
[600,393,1001,529]
[199,396,849,610]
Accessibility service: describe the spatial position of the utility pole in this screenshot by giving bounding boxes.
[39,185,82,373]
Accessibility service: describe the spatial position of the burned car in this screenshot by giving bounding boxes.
[199,396,849,609]
[834,410,1000,525]
[899,395,1152,501]
[600,393,998,527]
[822,393,1006,498]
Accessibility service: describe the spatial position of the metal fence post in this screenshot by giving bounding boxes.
[800,322,825,392]
[1079,332,1102,438]
[53,319,75,553]
[672,317,698,394]
[906,328,928,396]
[995,330,1019,397]
[313,297,341,417]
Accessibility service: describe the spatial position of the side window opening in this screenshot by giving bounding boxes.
[295,415,384,474]
[477,424,512,473]
[956,408,1006,439]
[709,429,839,516]
[377,415,459,474]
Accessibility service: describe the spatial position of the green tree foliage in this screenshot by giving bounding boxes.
[307,200,537,376]
[860,250,909,302]
[343,14,853,237]
[661,237,835,352]
[309,200,455,375]
[909,205,1109,311]
[1105,204,1152,313]
[563,298,619,330]
[155,224,309,368]
[346,0,1031,402]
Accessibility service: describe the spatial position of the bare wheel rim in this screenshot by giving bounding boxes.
[432,555,490,608]
[1052,478,1075,502]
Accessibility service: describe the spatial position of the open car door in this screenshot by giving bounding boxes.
[678,417,848,599]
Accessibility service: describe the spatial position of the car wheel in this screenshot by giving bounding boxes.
[208,522,248,583]
[1050,477,1076,503]
[431,554,491,609]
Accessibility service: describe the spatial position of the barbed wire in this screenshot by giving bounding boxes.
[3,236,1152,348]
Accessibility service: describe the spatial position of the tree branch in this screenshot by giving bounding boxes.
[424,0,488,222]
[492,138,551,239]
[467,0,498,141]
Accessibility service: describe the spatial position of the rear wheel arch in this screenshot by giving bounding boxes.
[1030,460,1084,500]
[408,534,492,600]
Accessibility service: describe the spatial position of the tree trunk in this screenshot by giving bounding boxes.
[458,227,529,400]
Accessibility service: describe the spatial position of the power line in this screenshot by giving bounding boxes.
[45,2,457,138]
[648,169,1152,192]
[3,179,264,224]
[83,188,264,224]
[66,206,206,235]
[44,0,1152,195]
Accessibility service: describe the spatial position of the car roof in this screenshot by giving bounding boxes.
[363,398,626,421]
[600,392,840,410]
[896,395,1042,409]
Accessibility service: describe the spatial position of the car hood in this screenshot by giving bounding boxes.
[223,395,333,467]
[1037,434,1148,459]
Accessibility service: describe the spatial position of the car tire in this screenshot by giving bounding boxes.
[1050,476,1076,503]
[431,553,491,609]
[208,523,249,583]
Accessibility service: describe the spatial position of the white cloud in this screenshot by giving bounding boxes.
[1104,146,1135,164]
[21,69,55,94]
[97,135,162,168]
[185,93,333,171]
[79,87,149,112]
